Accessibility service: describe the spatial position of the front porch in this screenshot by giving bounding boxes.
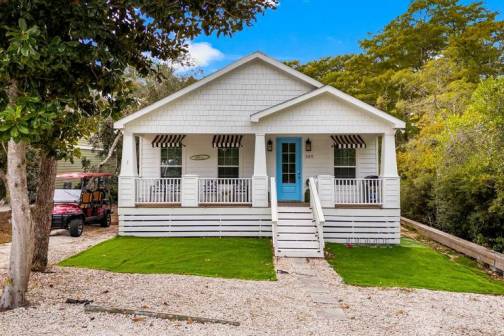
[119,132,400,209]
[118,132,401,255]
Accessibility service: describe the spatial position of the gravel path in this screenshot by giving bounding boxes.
[0,225,117,272]
[1,230,504,335]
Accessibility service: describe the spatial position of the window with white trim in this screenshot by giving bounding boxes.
[334,148,356,178]
[218,148,239,178]
[160,147,182,178]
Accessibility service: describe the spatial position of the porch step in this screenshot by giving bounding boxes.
[277,226,316,234]
[278,219,314,226]
[276,249,323,258]
[275,206,324,258]
[278,207,312,213]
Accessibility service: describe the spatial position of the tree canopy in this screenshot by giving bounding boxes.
[290,0,504,251]
[0,0,277,309]
[0,0,277,159]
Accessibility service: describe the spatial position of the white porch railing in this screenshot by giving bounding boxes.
[309,177,325,250]
[334,178,383,205]
[135,178,181,204]
[198,178,252,204]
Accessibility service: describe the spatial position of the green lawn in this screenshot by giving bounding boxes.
[326,238,504,295]
[59,236,276,281]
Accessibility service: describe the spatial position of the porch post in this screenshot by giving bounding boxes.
[118,130,138,207]
[381,132,398,177]
[252,133,268,207]
[181,175,199,207]
[380,131,400,209]
[317,175,335,208]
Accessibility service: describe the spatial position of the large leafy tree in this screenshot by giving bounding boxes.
[290,0,503,251]
[290,0,503,135]
[0,0,276,309]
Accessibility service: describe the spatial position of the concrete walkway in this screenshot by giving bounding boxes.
[277,257,346,320]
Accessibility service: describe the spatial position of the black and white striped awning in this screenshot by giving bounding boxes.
[151,134,186,148]
[331,135,366,149]
[212,134,243,148]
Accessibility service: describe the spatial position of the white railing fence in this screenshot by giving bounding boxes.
[334,178,383,205]
[135,178,181,204]
[309,177,325,250]
[198,178,252,204]
[270,177,278,249]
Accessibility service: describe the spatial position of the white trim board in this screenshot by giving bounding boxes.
[250,86,406,129]
[114,52,323,129]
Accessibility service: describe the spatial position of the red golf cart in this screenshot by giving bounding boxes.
[51,172,113,237]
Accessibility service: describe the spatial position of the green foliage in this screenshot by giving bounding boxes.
[60,236,276,281]
[290,0,502,135]
[0,0,277,158]
[326,239,504,294]
[291,0,504,252]
[431,78,504,249]
[0,0,276,201]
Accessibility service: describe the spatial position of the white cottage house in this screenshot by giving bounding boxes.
[114,52,405,257]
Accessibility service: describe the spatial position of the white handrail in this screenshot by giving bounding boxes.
[135,178,181,204]
[270,177,278,249]
[198,178,252,204]
[334,178,383,205]
[309,177,325,250]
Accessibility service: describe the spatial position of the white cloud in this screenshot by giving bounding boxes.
[186,42,224,67]
[172,42,224,72]
[143,42,224,73]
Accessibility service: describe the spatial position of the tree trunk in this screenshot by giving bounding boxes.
[0,140,34,309]
[31,152,57,272]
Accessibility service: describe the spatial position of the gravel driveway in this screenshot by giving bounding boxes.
[0,225,116,272]
[1,228,504,336]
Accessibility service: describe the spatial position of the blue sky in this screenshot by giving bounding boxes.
[184,0,503,75]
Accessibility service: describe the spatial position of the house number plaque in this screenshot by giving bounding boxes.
[190,154,210,160]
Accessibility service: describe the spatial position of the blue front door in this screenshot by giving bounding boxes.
[276,137,302,201]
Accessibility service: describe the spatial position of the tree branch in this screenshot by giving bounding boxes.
[99,132,122,168]
[1,142,6,155]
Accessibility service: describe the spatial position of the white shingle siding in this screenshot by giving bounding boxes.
[139,134,160,178]
[128,60,314,133]
[256,94,391,134]
[356,135,379,177]
[126,60,394,134]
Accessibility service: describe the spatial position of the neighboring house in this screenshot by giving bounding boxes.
[56,138,117,187]
[114,52,405,257]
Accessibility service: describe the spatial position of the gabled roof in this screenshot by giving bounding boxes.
[250,85,406,128]
[114,52,324,129]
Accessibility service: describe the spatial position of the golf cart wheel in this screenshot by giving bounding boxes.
[69,218,84,237]
[101,212,111,227]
